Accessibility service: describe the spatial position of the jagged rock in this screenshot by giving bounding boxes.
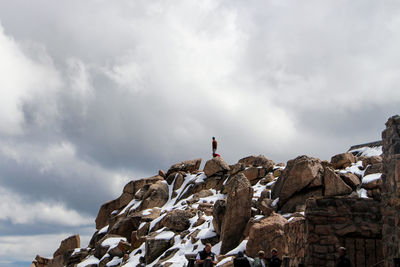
[340,172,360,189]
[140,207,162,222]
[212,199,226,235]
[364,163,383,176]
[273,155,323,207]
[166,158,202,176]
[140,180,169,210]
[95,175,163,229]
[362,155,382,168]
[241,167,269,185]
[53,234,80,258]
[273,168,282,177]
[158,169,167,178]
[258,198,274,216]
[229,163,245,176]
[108,215,142,242]
[330,152,356,169]
[280,188,322,213]
[145,234,174,264]
[324,167,352,196]
[220,173,253,254]
[362,176,382,190]
[162,209,196,231]
[204,157,230,177]
[246,213,287,258]
[172,173,185,191]
[35,255,51,266]
[66,248,89,265]
[238,155,275,170]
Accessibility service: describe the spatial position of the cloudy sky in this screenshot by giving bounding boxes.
[0,0,399,265]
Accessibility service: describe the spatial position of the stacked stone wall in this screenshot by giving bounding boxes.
[382,115,400,266]
[305,197,382,267]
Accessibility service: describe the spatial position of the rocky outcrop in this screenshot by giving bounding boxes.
[246,213,287,258]
[145,233,174,264]
[272,155,323,209]
[340,172,360,189]
[330,152,356,169]
[166,158,202,176]
[140,180,169,210]
[324,167,352,196]
[220,173,253,254]
[212,199,226,235]
[95,175,163,229]
[204,157,230,177]
[53,234,80,258]
[161,209,196,231]
[238,155,275,170]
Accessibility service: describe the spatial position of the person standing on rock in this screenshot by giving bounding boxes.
[196,243,217,267]
[336,247,352,267]
[266,248,282,267]
[233,251,251,267]
[212,137,218,156]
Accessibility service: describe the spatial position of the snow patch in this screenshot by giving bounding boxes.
[362,173,382,184]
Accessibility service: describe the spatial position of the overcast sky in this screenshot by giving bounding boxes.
[0,0,399,265]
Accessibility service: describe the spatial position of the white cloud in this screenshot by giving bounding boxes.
[0,23,62,136]
[0,186,93,226]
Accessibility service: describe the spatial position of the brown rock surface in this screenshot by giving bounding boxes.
[330,152,356,169]
[53,234,80,258]
[212,199,226,235]
[273,155,323,205]
[238,155,275,170]
[324,167,352,196]
[204,157,230,177]
[95,175,163,229]
[161,209,196,231]
[145,234,174,264]
[246,213,287,258]
[140,180,169,210]
[166,158,202,176]
[241,167,269,185]
[220,173,253,254]
[340,172,360,189]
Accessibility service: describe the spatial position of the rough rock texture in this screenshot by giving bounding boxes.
[108,215,142,242]
[238,155,275,170]
[340,172,360,189]
[161,209,196,231]
[53,234,80,258]
[140,180,169,210]
[364,163,383,176]
[95,175,163,229]
[145,234,174,264]
[280,188,322,213]
[212,199,226,235]
[204,157,230,177]
[273,155,323,206]
[330,152,356,169]
[323,167,352,196]
[246,213,287,258]
[241,167,269,185]
[166,158,202,176]
[220,174,253,254]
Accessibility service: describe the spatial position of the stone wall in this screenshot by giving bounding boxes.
[284,217,306,267]
[382,115,400,266]
[305,197,382,267]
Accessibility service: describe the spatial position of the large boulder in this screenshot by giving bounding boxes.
[166,158,202,176]
[330,153,356,169]
[161,209,196,232]
[340,173,360,189]
[140,181,169,210]
[108,215,142,242]
[272,155,323,206]
[280,188,322,213]
[53,234,80,258]
[241,167,269,185]
[204,157,230,177]
[95,175,163,229]
[238,155,275,170]
[324,167,352,196]
[220,173,253,254]
[145,233,175,264]
[246,213,287,258]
